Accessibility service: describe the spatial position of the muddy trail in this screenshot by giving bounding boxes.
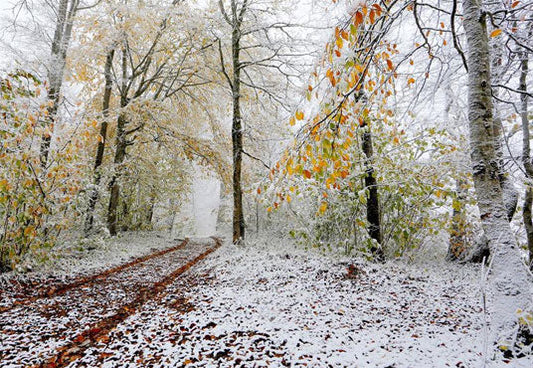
[0,237,221,367]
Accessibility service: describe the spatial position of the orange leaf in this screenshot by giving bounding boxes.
[512,1,520,8]
[340,29,349,40]
[386,59,394,71]
[295,111,304,120]
[355,11,363,26]
[372,3,382,13]
[407,77,415,85]
[303,170,312,179]
[257,187,261,194]
[369,9,375,24]
[490,29,503,38]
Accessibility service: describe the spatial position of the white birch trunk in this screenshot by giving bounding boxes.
[462,0,532,352]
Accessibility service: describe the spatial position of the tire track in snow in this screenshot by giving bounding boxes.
[0,238,190,313]
[0,237,222,367]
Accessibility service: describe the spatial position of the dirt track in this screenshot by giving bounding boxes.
[0,237,221,368]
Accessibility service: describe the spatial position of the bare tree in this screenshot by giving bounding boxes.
[215,0,316,243]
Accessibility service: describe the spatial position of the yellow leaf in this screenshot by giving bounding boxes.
[24,226,34,237]
[286,194,292,203]
[289,116,295,126]
[319,201,328,214]
[490,29,503,38]
[0,179,8,191]
[336,36,343,49]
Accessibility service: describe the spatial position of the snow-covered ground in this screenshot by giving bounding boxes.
[38,231,181,276]
[0,231,180,305]
[2,232,532,367]
[62,235,533,367]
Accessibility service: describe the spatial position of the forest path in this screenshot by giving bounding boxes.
[0,237,221,367]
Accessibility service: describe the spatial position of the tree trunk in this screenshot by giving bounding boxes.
[463,0,532,350]
[465,38,519,262]
[85,48,115,235]
[447,179,468,260]
[361,122,384,261]
[491,40,518,222]
[520,51,533,270]
[40,0,78,168]
[231,5,245,244]
[107,49,129,237]
[107,113,128,236]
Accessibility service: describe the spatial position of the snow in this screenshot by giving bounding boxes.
[0,239,215,366]
[57,234,532,367]
[2,233,532,367]
[0,231,180,310]
[39,231,180,276]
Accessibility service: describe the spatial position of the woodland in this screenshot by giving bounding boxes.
[1,0,533,366]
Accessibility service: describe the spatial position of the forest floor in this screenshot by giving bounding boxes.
[1,232,532,367]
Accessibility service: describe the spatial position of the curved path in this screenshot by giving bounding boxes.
[0,237,221,367]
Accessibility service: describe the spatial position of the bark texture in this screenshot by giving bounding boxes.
[107,49,129,236]
[463,0,532,348]
[361,123,384,261]
[219,0,248,243]
[231,19,245,244]
[85,49,115,234]
[520,52,533,271]
[40,0,78,168]
[491,39,519,222]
